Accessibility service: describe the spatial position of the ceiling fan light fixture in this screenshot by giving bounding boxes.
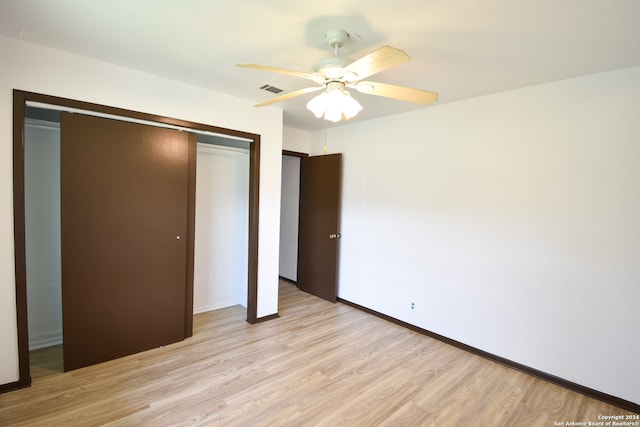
[306,84,363,123]
[239,36,439,123]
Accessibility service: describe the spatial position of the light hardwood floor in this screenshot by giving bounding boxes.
[1,281,636,426]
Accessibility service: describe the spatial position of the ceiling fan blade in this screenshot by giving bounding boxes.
[351,81,439,105]
[343,46,411,81]
[237,64,325,84]
[254,86,324,107]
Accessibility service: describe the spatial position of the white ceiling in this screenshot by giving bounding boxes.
[1,0,639,131]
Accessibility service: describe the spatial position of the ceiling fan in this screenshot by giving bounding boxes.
[237,29,439,123]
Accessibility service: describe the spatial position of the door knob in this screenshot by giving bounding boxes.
[329,233,341,240]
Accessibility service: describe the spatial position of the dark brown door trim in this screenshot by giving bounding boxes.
[11,89,261,389]
[282,150,308,158]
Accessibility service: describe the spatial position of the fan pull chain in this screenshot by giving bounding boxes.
[323,126,328,153]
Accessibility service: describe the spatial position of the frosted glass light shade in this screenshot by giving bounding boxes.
[306,87,363,123]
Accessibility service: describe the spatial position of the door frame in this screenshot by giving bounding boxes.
[279,150,342,303]
[12,90,261,389]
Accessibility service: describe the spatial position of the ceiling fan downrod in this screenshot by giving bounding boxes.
[325,29,349,57]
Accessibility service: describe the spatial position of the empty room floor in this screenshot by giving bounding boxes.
[0,281,635,426]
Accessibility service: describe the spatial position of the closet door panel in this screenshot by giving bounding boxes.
[61,112,192,371]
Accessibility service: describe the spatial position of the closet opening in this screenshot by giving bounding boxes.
[14,90,260,388]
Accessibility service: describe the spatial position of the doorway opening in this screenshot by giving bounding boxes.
[278,151,306,284]
[278,150,342,303]
[13,90,261,388]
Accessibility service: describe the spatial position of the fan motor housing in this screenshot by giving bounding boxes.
[325,29,349,47]
[312,56,353,79]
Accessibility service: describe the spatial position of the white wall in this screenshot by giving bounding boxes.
[283,126,312,153]
[24,120,62,350]
[279,156,300,281]
[306,66,640,405]
[194,144,249,312]
[0,36,282,385]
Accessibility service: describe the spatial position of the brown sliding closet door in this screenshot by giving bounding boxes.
[60,112,196,371]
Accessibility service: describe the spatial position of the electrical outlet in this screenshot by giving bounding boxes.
[411,302,415,310]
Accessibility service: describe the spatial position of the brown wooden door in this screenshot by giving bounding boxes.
[60,112,195,371]
[297,153,342,302]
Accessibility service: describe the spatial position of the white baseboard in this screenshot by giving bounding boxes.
[29,330,63,350]
[193,301,245,314]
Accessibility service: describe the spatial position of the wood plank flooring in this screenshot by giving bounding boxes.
[1,281,636,426]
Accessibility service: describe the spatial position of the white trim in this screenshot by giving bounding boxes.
[24,118,60,130]
[196,143,249,156]
[193,302,247,315]
[26,101,253,142]
[29,330,63,350]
